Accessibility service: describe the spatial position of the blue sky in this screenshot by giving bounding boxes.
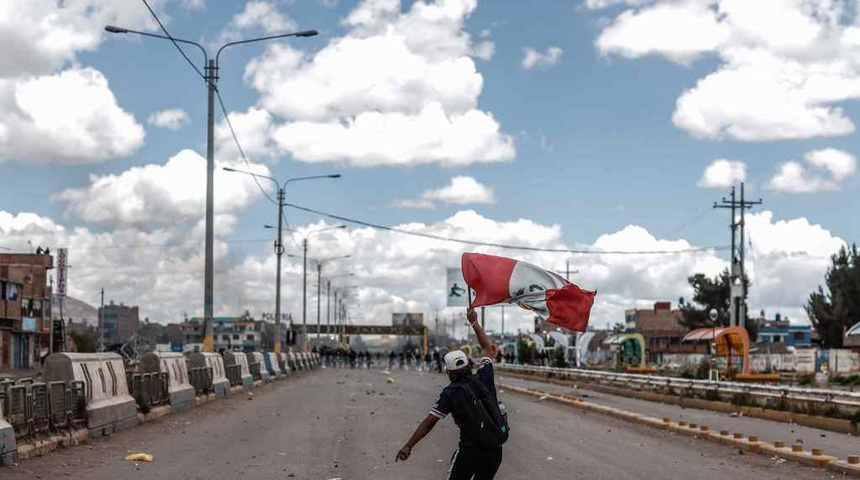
[0,0,857,331]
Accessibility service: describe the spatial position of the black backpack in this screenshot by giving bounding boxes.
[455,376,510,448]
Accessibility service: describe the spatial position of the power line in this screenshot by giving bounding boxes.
[140,0,277,207]
[666,207,714,236]
[215,90,278,206]
[55,237,272,251]
[140,0,206,81]
[282,202,730,255]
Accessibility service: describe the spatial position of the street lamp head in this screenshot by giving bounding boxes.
[328,174,341,178]
[223,167,237,172]
[104,25,128,34]
[264,225,275,229]
[337,225,347,229]
[295,30,319,37]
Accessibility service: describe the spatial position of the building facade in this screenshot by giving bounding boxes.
[754,316,812,347]
[0,253,53,369]
[626,301,707,364]
[98,301,140,347]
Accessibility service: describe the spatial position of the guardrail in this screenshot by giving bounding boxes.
[0,378,87,438]
[249,362,262,382]
[497,364,860,411]
[128,372,169,412]
[225,364,242,387]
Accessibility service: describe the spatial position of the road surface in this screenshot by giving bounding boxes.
[3,368,834,479]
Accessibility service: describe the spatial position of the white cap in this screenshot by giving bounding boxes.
[444,350,469,371]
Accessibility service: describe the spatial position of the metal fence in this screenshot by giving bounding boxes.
[0,378,86,439]
[128,372,170,412]
[188,367,213,395]
[226,364,242,387]
[249,362,262,382]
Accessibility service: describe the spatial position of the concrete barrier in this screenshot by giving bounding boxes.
[288,353,300,372]
[0,412,16,464]
[246,352,270,384]
[263,352,283,378]
[43,352,139,436]
[222,351,253,390]
[300,353,310,370]
[187,352,229,397]
[140,352,195,413]
[277,353,291,374]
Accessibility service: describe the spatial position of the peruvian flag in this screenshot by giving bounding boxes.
[461,253,596,332]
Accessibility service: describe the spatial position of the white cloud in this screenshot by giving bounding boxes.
[0,0,169,76]
[593,1,860,141]
[522,46,564,69]
[180,0,205,9]
[0,0,166,163]
[806,148,857,182]
[0,67,144,164]
[768,148,856,193]
[242,0,515,166]
[473,41,495,61]
[271,102,514,167]
[54,149,271,226]
[215,107,280,161]
[398,176,495,209]
[220,0,297,43]
[148,109,190,130]
[1,205,842,331]
[697,159,746,188]
[596,1,728,64]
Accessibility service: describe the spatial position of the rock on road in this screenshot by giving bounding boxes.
[3,368,830,480]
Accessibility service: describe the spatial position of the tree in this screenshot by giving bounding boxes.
[680,270,757,341]
[806,244,860,348]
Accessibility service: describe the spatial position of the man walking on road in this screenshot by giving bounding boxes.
[396,308,508,479]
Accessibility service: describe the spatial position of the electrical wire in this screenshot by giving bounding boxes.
[282,202,731,255]
[666,207,714,236]
[140,0,277,207]
[215,90,278,206]
[141,0,206,81]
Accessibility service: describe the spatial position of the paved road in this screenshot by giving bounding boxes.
[499,373,860,461]
[2,368,833,480]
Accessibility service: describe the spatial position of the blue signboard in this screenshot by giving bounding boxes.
[170,342,184,353]
[21,317,36,332]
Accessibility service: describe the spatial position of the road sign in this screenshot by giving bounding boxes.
[57,248,67,297]
[446,268,468,307]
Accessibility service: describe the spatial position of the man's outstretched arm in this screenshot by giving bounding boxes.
[468,307,499,359]
[396,415,439,462]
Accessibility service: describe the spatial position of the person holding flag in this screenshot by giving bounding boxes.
[396,306,507,479]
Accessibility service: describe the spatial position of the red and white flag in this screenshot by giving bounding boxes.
[461,253,596,332]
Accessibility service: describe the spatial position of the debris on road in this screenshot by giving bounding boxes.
[538,395,548,402]
[386,377,396,383]
[124,453,154,462]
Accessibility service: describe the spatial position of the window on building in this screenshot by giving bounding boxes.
[233,334,240,340]
[222,335,230,341]
[793,332,805,341]
[246,334,254,341]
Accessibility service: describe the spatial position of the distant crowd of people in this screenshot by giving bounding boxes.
[314,345,523,371]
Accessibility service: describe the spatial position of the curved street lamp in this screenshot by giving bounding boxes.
[227,168,340,353]
[105,25,318,353]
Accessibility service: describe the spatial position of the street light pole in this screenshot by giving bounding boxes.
[203,58,216,353]
[302,237,308,350]
[104,25,318,353]
[274,187,285,352]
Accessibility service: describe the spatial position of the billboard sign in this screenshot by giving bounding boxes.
[57,248,68,297]
[446,268,468,307]
[392,313,424,328]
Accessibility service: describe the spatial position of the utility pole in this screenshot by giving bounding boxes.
[316,262,322,340]
[556,260,579,281]
[714,182,762,328]
[302,237,308,351]
[501,306,505,337]
[326,279,331,338]
[273,187,285,353]
[98,288,105,352]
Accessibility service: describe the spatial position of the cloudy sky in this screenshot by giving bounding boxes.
[1,0,857,335]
